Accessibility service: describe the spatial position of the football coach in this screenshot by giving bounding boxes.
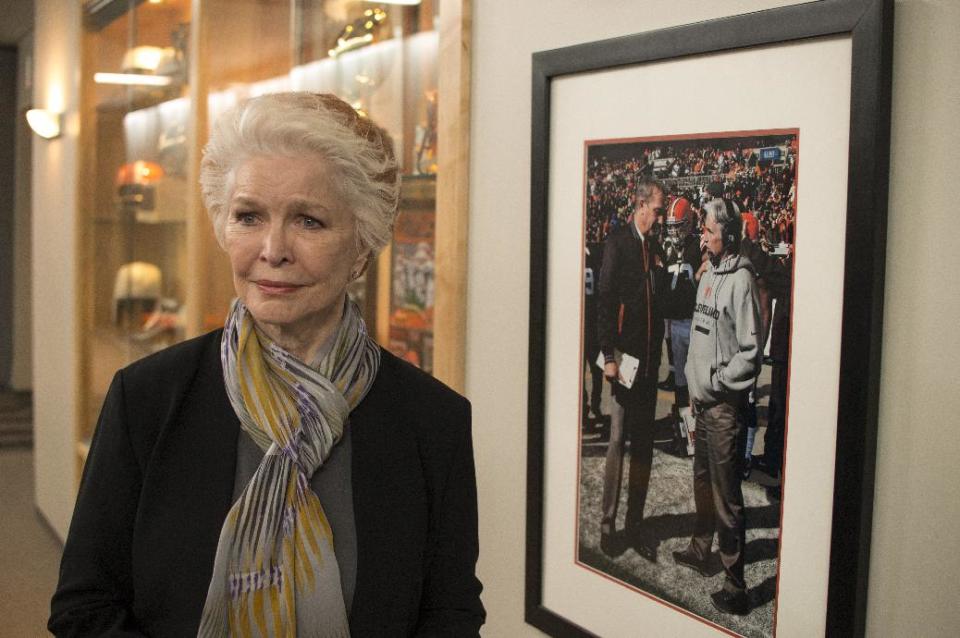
[673,197,761,616]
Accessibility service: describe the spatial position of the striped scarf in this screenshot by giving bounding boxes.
[198,298,380,638]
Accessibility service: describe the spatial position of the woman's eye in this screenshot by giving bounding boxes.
[301,216,325,229]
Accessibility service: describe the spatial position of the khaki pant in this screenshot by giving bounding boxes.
[600,381,657,533]
[689,400,747,593]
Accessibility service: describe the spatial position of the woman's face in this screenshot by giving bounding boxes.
[223,154,367,342]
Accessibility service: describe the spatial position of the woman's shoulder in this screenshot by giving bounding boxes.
[119,329,224,396]
[376,347,469,415]
[92,330,227,469]
[359,349,474,499]
[364,347,471,446]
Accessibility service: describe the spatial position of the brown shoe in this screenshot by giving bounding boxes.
[672,548,711,577]
[710,588,750,615]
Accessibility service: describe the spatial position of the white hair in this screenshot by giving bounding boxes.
[200,92,400,255]
[703,198,742,252]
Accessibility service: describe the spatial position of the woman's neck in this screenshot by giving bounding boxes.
[253,301,345,363]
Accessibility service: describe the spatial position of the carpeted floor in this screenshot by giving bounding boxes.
[0,393,62,637]
[0,390,33,449]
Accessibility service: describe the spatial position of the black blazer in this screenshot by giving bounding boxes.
[597,224,667,384]
[49,330,484,637]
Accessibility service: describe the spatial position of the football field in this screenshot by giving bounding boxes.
[578,358,781,637]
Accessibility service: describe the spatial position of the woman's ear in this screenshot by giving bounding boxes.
[350,249,372,281]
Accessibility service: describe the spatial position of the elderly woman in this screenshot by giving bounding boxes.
[49,93,484,637]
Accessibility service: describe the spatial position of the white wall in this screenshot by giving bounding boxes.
[867,0,960,634]
[466,0,960,636]
[12,29,33,392]
[32,0,81,540]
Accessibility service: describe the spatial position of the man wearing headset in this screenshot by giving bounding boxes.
[673,197,761,616]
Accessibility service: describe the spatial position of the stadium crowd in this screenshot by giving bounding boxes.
[585,138,797,253]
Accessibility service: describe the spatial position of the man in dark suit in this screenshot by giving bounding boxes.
[597,175,667,561]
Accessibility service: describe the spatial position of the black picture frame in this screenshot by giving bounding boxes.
[525,1,893,636]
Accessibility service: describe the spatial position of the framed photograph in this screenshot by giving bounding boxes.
[525,1,893,637]
[387,177,437,373]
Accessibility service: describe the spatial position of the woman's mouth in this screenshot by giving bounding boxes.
[254,280,303,294]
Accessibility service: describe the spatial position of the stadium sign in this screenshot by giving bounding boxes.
[662,175,714,189]
[759,146,782,162]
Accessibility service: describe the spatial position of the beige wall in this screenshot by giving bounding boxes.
[32,0,81,540]
[466,0,960,636]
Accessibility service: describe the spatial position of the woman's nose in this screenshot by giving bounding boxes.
[261,223,292,265]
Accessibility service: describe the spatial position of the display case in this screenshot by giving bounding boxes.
[78,0,195,461]
[76,0,471,473]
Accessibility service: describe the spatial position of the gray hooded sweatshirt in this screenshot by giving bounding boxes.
[685,253,762,405]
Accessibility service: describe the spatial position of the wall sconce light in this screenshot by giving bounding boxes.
[26,108,63,139]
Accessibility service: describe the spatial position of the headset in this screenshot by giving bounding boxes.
[720,199,743,252]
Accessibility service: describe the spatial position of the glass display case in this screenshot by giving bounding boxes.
[76,0,469,468]
[79,0,195,459]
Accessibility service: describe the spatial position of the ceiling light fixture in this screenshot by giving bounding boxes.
[94,72,173,86]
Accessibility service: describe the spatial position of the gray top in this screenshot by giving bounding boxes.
[231,419,358,614]
[685,253,761,405]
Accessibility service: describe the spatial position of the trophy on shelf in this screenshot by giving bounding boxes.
[415,89,438,175]
[329,7,391,118]
[329,7,388,58]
